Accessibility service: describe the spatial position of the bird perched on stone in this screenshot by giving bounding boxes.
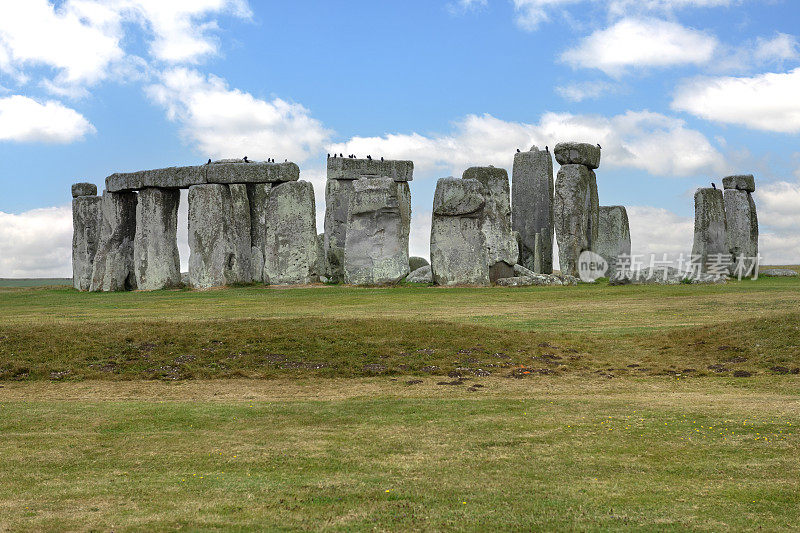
[597,143,602,150]
[545,146,549,151]
[367,155,372,160]
[712,183,717,189]
[516,148,520,153]
[206,158,211,165]
[327,153,331,158]
[381,157,384,161]
[243,156,248,162]
[284,159,288,162]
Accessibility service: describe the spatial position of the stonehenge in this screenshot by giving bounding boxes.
[71,145,764,291]
[430,177,490,286]
[323,157,413,283]
[512,146,554,274]
[723,176,758,274]
[595,206,631,277]
[71,184,102,291]
[553,143,600,278]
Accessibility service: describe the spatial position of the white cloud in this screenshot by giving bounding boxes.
[146,67,332,162]
[330,110,724,178]
[753,33,799,63]
[0,95,95,143]
[561,18,718,75]
[672,68,800,133]
[410,210,433,260]
[627,205,693,260]
[0,205,72,278]
[756,181,800,230]
[512,0,581,30]
[555,80,617,102]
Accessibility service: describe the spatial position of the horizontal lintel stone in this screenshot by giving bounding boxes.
[327,157,413,182]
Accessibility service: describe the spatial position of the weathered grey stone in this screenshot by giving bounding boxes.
[497,273,572,286]
[262,181,319,284]
[433,177,486,216]
[430,178,490,286]
[512,146,554,274]
[323,178,355,282]
[206,161,299,185]
[409,256,429,272]
[90,191,137,292]
[327,157,413,182]
[554,164,600,277]
[316,233,326,280]
[722,174,755,193]
[188,184,252,289]
[407,264,433,283]
[554,142,601,170]
[496,276,534,287]
[344,177,409,285]
[513,264,535,277]
[71,182,97,198]
[760,268,798,277]
[595,206,631,276]
[692,188,730,274]
[188,184,247,289]
[134,188,181,290]
[246,183,272,282]
[72,195,102,291]
[724,189,758,274]
[463,167,519,282]
[106,166,206,192]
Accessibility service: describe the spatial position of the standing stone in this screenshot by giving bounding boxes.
[463,167,519,282]
[90,191,137,292]
[247,183,272,282]
[72,190,102,291]
[344,177,410,285]
[263,181,319,285]
[188,184,252,288]
[134,187,181,290]
[430,177,490,286]
[595,206,631,277]
[512,146,554,274]
[692,188,729,273]
[323,178,355,282]
[724,188,758,273]
[554,163,600,277]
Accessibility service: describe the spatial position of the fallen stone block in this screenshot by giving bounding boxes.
[430,177,490,286]
[344,177,410,285]
[512,146,554,274]
[760,268,798,277]
[554,142,601,170]
[463,167,519,282]
[262,181,319,284]
[90,191,137,292]
[554,164,599,277]
[72,194,102,291]
[409,256,429,272]
[722,174,756,193]
[407,264,433,283]
[134,187,181,290]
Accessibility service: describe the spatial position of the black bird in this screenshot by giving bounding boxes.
[712,182,717,189]
[367,155,372,160]
[327,153,330,158]
[243,156,248,162]
[206,158,211,165]
[285,159,288,162]
[381,157,384,162]
[340,153,343,158]
[545,145,549,151]
[597,143,602,150]
[516,148,520,153]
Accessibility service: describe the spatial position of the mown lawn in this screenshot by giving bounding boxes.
[0,278,798,530]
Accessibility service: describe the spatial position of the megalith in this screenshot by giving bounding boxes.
[595,206,631,278]
[262,181,319,285]
[554,158,600,277]
[430,177,490,286]
[723,176,758,273]
[246,183,272,282]
[512,146,554,274]
[90,191,138,292]
[188,184,252,289]
[134,187,181,290]
[71,184,102,291]
[692,187,730,273]
[324,157,413,282]
[463,167,518,282]
[554,142,601,169]
[344,177,410,285]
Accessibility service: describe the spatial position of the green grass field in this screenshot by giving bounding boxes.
[1,277,799,530]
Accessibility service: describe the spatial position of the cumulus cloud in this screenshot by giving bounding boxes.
[330,110,724,178]
[672,68,800,133]
[627,205,693,261]
[0,206,73,278]
[146,67,332,162]
[0,95,95,143]
[561,18,718,75]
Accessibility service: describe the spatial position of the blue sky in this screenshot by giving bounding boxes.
[1,0,799,276]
